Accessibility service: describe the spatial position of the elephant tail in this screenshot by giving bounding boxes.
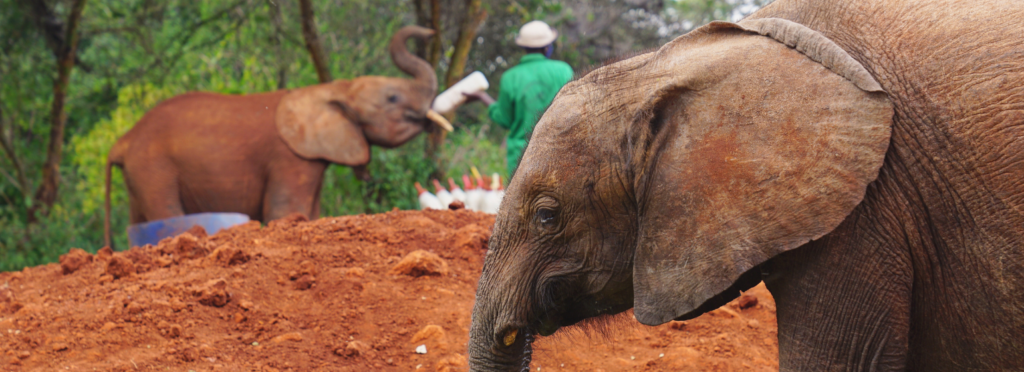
[104,140,127,250]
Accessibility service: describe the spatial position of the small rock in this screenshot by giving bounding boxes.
[299,260,318,276]
[747,319,760,328]
[271,332,303,343]
[59,248,93,275]
[239,300,254,311]
[340,341,370,357]
[52,342,68,352]
[105,255,136,279]
[345,268,365,278]
[411,325,445,344]
[209,245,250,267]
[99,322,119,332]
[292,275,315,290]
[96,246,114,261]
[16,351,29,359]
[185,224,208,238]
[158,321,182,338]
[436,354,468,372]
[389,250,449,277]
[125,301,146,314]
[737,294,759,309]
[415,344,427,354]
[447,200,465,210]
[194,278,230,307]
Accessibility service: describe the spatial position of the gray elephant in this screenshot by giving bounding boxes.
[468,0,1024,370]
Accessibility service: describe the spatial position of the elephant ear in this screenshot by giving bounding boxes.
[631,19,893,325]
[275,82,370,165]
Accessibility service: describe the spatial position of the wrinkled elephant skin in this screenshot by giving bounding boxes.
[468,0,1024,371]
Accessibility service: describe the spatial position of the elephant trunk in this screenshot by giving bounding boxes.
[389,26,438,93]
[468,279,535,372]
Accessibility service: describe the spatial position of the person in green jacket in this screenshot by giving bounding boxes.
[464,20,574,178]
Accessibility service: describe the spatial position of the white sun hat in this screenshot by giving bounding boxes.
[514,20,558,48]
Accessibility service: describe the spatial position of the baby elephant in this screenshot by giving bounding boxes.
[468,0,1024,371]
[104,26,451,247]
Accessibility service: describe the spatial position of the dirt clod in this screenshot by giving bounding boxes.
[341,341,371,357]
[412,325,446,344]
[738,293,759,309]
[389,250,449,277]
[59,248,93,275]
[194,278,230,307]
[271,332,303,343]
[105,255,136,279]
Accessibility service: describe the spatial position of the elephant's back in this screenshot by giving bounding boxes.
[122,90,290,162]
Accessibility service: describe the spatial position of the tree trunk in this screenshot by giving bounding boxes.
[426,0,487,178]
[30,0,88,220]
[428,0,443,69]
[445,0,486,89]
[412,0,443,69]
[0,101,31,197]
[269,0,288,89]
[297,0,332,83]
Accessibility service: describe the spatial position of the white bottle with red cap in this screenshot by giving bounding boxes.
[464,175,479,211]
[481,173,505,214]
[432,179,454,209]
[415,182,444,210]
[448,178,467,203]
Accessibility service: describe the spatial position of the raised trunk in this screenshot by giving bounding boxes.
[30,0,87,220]
[297,0,331,83]
[388,26,439,92]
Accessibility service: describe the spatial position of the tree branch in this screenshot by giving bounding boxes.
[0,101,30,196]
[30,0,88,220]
[297,0,332,83]
[22,0,92,73]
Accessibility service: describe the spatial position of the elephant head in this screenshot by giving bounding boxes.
[275,25,450,166]
[468,19,893,370]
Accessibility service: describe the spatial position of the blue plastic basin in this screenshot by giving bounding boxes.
[127,212,250,247]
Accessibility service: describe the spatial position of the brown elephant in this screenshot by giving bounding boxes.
[103,26,450,247]
[468,0,1024,370]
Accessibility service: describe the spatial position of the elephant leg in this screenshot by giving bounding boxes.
[124,163,185,222]
[765,202,913,371]
[262,160,328,222]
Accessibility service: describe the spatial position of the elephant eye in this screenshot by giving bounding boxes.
[536,208,557,226]
[387,94,399,103]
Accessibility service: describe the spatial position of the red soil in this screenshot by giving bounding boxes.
[0,210,777,371]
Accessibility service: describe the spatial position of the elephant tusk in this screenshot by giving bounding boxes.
[426,110,454,132]
[503,329,517,346]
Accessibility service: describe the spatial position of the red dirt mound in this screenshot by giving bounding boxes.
[0,210,777,371]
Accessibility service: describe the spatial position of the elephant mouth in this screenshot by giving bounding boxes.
[404,110,454,132]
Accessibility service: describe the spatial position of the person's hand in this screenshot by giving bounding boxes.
[463,91,496,106]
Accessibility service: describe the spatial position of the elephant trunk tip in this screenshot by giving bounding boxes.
[389,25,438,93]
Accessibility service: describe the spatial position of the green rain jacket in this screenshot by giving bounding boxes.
[488,53,573,177]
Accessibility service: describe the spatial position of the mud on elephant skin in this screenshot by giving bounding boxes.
[468,0,1024,370]
[103,26,452,247]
